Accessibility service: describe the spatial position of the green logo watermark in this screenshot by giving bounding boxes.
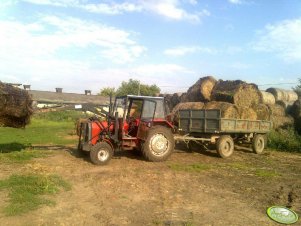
[267,206,299,224]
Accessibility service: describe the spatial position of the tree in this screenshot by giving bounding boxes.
[98,87,116,97]
[294,78,301,97]
[115,79,160,96]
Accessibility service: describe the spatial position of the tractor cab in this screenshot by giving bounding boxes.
[78,95,175,165]
[112,95,167,139]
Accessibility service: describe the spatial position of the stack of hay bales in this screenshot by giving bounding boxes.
[266,103,294,129]
[265,88,298,129]
[0,82,33,128]
[169,76,299,130]
[266,88,298,106]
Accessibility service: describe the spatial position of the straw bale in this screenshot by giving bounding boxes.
[211,80,261,107]
[170,93,181,109]
[0,115,31,128]
[180,93,189,102]
[259,91,275,105]
[0,82,33,128]
[204,101,239,119]
[266,88,298,102]
[172,102,205,114]
[237,106,257,120]
[266,104,286,117]
[185,76,217,102]
[271,115,294,129]
[252,104,271,120]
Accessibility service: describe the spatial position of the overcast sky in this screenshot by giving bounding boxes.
[1,0,301,94]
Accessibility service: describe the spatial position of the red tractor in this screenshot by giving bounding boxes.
[78,95,175,165]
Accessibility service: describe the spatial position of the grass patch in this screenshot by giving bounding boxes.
[0,174,71,216]
[0,150,52,163]
[0,111,84,147]
[228,162,250,170]
[255,169,279,178]
[168,163,210,172]
[268,127,301,153]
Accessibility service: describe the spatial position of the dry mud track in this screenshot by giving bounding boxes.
[0,144,301,226]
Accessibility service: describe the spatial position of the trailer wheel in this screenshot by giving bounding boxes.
[216,135,234,158]
[252,134,266,154]
[142,126,174,162]
[90,142,113,165]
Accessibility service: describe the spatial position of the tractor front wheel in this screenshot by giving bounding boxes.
[142,126,174,162]
[90,142,113,165]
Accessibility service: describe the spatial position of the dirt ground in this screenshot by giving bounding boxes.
[0,143,301,226]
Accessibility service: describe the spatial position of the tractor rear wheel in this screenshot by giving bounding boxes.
[252,134,266,154]
[216,135,234,158]
[90,142,113,165]
[142,126,174,162]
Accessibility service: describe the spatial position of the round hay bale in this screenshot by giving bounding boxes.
[0,82,33,128]
[259,91,275,105]
[271,115,294,129]
[204,101,239,119]
[170,93,181,109]
[237,106,257,120]
[266,88,298,102]
[171,102,205,125]
[211,80,261,107]
[0,115,31,128]
[252,104,271,120]
[180,92,189,102]
[266,104,286,117]
[172,102,205,114]
[185,76,217,102]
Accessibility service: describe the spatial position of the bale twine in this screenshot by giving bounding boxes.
[266,104,286,117]
[185,76,217,102]
[237,106,257,120]
[259,91,276,105]
[0,82,33,128]
[211,80,261,107]
[266,88,298,103]
[252,104,271,120]
[204,101,239,119]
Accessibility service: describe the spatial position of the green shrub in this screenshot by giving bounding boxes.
[268,127,301,153]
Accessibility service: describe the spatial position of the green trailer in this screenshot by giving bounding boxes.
[174,109,273,158]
